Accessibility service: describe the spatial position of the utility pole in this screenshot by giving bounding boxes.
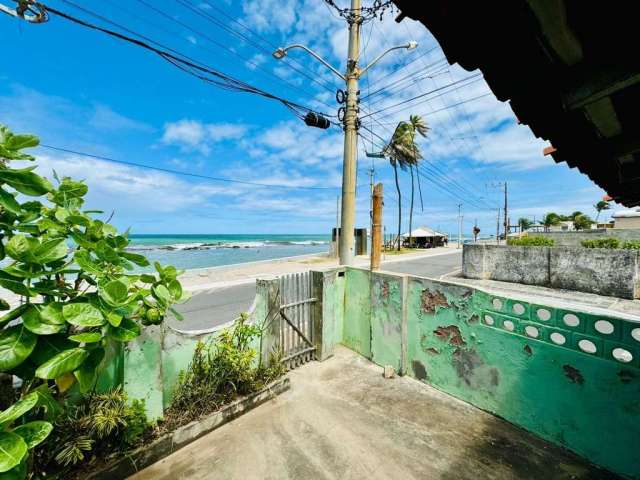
[503,182,508,240]
[496,207,501,245]
[371,183,383,270]
[338,0,362,266]
[457,203,463,249]
[334,195,340,258]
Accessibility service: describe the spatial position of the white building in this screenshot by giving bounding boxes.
[548,220,575,232]
[612,209,640,229]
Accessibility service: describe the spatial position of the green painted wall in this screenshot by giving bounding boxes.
[320,269,345,359]
[340,267,640,479]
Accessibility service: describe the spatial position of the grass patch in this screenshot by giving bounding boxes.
[507,236,555,246]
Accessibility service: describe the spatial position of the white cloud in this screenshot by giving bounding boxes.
[161,119,249,154]
[89,104,153,133]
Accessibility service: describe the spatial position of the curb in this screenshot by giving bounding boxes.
[87,377,291,479]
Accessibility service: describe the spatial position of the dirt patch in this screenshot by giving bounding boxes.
[452,348,483,386]
[563,365,584,385]
[421,289,449,313]
[523,345,533,356]
[433,325,466,347]
[411,360,428,381]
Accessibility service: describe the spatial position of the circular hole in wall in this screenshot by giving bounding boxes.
[492,298,503,310]
[612,348,633,363]
[524,326,539,338]
[550,332,566,345]
[484,315,494,326]
[632,328,640,343]
[594,320,614,335]
[537,308,551,321]
[503,320,515,332]
[563,313,580,328]
[578,339,597,354]
[513,303,525,315]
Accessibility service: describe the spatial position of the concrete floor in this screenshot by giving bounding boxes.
[131,346,615,480]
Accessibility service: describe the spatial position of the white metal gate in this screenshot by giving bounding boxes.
[279,272,316,369]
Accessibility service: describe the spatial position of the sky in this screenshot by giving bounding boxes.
[0,0,615,236]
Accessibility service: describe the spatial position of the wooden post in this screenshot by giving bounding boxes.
[371,183,383,270]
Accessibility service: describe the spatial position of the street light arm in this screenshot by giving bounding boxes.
[359,42,418,78]
[274,44,345,81]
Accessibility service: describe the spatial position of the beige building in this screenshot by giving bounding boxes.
[612,209,640,229]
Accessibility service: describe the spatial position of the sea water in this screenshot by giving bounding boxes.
[128,234,330,271]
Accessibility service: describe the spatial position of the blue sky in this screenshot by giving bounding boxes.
[0,0,612,236]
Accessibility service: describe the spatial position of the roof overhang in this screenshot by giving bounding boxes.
[392,0,640,206]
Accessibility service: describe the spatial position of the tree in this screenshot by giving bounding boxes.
[0,125,187,477]
[383,115,429,250]
[573,213,594,230]
[518,217,532,232]
[542,212,561,232]
[594,200,610,222]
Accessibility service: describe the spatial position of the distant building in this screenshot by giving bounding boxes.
[548,220,575,232]
[400,227,447,248]
[612,209,640,229]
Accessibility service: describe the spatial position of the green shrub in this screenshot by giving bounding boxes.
[622,240,640,250]
[581,238,620,249]
[507,236,554,247]
[165,315,285,431]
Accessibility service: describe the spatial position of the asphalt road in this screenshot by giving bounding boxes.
[170,251,462,331]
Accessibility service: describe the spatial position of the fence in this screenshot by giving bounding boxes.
[279,271,316,369]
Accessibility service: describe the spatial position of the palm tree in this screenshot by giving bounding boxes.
[518,217,532,232]
[594,200,610,222]
[384,115,429,250]
[574,213,594,230]
[542,212,561,232]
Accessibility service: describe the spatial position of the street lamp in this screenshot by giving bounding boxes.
[273,20,418,266]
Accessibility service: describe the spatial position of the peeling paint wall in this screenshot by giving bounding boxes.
[340,267,640,479]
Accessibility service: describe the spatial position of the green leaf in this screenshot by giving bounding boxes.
[0,188,21,215]
[139,274,156,284]
[0,305,28,326]
[73,251,102,275]
[95,240,118,262]
[106,311,122,327]
[108,318,140,342]
[68,332,102,343]
[120,251,150,267]
[0,392,38,428]
[99,280,128,307]
[0,326,36,371]
[35,348,88,380]
[32,385,62,421]
[54,208,69,223]
[0,457,26,480]
[34,239,67,264]
[0,167,53,196]
[30,335,74,366]
[0,300,8,312]
[39,303,65,325]
[5,134,39,151]
[13,421,52,449]
[62,303,105,327]
[169,307,184,322]
[21,305,64,335]
[73,347,105,393]
[4,235,38,263]
[0,432,27,474]
[0,272,30,297]
[152,285,171,306]
[168,279,183,301]
[66,215,90,227]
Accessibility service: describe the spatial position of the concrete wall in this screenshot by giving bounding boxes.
[340,267,640,479]
[537,228,640,246]
[463,244,640,299]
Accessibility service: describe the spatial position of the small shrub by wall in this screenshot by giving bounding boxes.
[507,236,554,246]
[581,238,620,249]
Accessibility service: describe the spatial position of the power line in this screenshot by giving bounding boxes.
[40,145,340,191]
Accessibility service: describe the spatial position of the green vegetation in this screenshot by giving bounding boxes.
[594,200,611,222]
[164,315,284,432]
[622,240,640,250]
[517,218,532,231]
[34,387,150,476]
[507,236,555,247]
[581,238,620,249]
[0,125,187,478]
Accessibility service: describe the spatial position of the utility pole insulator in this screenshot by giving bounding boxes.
[303,112,331,129]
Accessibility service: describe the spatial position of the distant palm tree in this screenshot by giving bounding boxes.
[542,212,561,232]
[594,200,610,222]
[518,217,532,232]
[384,115,429,250]
[574,213,594,230]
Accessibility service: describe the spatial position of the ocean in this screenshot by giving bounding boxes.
[127,234,330,271]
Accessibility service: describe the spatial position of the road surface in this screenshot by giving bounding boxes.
[170,250,462,331]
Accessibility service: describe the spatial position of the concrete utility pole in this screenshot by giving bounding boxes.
[503,182,508,240]
[371,183,383,270]
[496,207,501,245]
[273,13,416,266]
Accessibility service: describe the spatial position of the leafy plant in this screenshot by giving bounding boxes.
[573,213,594,230]
[507,236,555,247]
[594,200,610,222]
[34,387,150,474]
[0,125,188,478]
[622,240,640,250]
[581,238,620,249]
[164,314,284,431]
